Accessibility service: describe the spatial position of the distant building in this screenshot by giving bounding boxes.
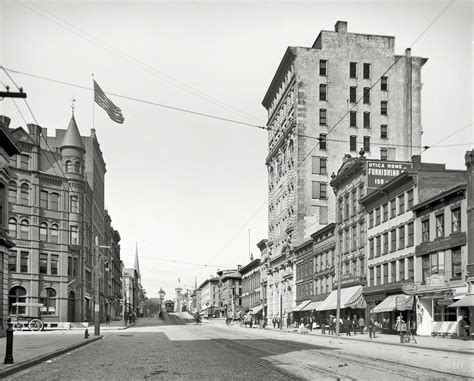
[239,258,262,318]
[218,269,242,318]
[262,21,427,315]
[198,277,219,317]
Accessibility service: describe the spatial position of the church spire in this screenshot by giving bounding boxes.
[134,242,141,280]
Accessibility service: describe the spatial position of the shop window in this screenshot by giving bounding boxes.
[9,286,27,314]
[433,303,456,322]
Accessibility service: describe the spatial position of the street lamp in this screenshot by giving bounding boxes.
[94,236,110,336]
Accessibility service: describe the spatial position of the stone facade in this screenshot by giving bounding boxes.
[239,258,262,311]
[261,21,427,314]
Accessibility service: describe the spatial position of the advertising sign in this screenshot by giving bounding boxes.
[402,282,418,295]
[366,160,412,188]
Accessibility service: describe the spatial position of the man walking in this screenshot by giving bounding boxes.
[358,315,365,334]
[368,316,376,339]
[352,315,358,335]
[327,315,334,335]
[344,316,351,336]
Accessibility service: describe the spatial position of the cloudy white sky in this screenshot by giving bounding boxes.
[0,0,472,298]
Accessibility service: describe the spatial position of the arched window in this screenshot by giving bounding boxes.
[8,181,17,203]
[74,161,81,173]
[40,288,57,315]
[39,222,48,241]
[50,223,59,243]
[65,160,72,173]
[20,219,29,240]
[20,183,29,205]
[9,286,27,314]
[8,218,17,238]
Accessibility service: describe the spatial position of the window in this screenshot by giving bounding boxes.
[8,250,17,272]
[344,195,349,219]
[421,219,430,242]
[319,60,327,76]
[74,161,81,173]
[376,235,381,257]
[381,101,388,115]
[20,154,29,170]
[451,208,461,232]
[352,191,357,216]
[390,229,397,252]
[350,111,357,127]
[338,199,343,223]
[363,63,370,79]
[50,193,59,211]
[350,136,357,151]
[381,76,388,91]
[350,62,357,78]
[383,263,388,284]
[381,148,388,161]
[20,251,29,272]
[320,182,327,199]
[51,255,58,275]
[65,160,72,173]
[407,256,414,280]
[369,267,374,286]
[359,222,365,247]
[39,253,48,274]
[363,87,370,104]
[363,112,370,129]
[40,222,48,241]
[319,84,327,101]
[8,218,17,238]
[398,194,405,214]
[70,225,79,245]
[436,213,445,238]
[70,196,79,213]
[368,211,374,228]
[407,222,414,246]
[376,266,381,285]
[349,87,357,103]
[407,190,414,209]
[319,109,327,125]
[8,182,16,203]
[9,287,27,315]
[50,224,59,243]
[312,182,326,199]
[383,232,389,254]
[390,199,396,218]
[390,261,396,283]
[345,230,349,253]
[40,191,48,209]
[375,207,381,225]
[352,226,357,251]
[20,183,29,205]
[399,259,405,281]
[383,203,388,222]
[319,134,327,150]
[20,219,29,239]
[363,136,370,152]
[40,288,57,315]
[451,247,462,280]
[320,158,327,175]
[398,225,405,249]
[369,238,374,259]
[381,125,388,139]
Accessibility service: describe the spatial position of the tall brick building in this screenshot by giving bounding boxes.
[261,21,427,316]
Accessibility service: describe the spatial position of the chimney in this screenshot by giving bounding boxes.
[405,48,412,57]
[28,123,42,144]
[0,115,11,129]
[335,21,348,33]
[237,265,242,271]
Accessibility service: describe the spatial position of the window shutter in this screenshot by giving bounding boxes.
[312,156,320,174]
[312,181,320,199]
[319,206,328,224]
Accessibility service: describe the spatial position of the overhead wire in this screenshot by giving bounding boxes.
[19,1,263,125]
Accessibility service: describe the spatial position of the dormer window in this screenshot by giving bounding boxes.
[65,160,72,173]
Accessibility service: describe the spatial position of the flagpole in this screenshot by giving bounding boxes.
[92,73,95,130]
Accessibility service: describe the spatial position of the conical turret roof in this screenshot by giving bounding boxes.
[61,115,85,151]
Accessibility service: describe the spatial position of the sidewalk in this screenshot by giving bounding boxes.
[259,325,474,354]
[0,321,134,378]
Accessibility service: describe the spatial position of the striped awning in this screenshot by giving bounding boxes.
[371,294,413,314]
[300,301,323,312]
[293,300,311,312]
[316,285,366,311]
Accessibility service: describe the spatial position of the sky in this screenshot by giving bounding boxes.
[0,0,472,299]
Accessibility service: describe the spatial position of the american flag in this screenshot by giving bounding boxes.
[93,80,124,124]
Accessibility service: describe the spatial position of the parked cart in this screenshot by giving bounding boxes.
[11,302,44,332]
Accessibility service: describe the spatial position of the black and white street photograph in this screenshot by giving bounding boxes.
[0,0,472,379]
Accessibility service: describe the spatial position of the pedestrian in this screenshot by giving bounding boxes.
[328,315,334,335]
[459,315,470,340]
[287,315,291,329]
[358,315,365,334]
[352,315,358,335]
[368,316,376,339]
[395,316,406,343]
[344,316,351,336]
[308,316,313,332]
[321,316,326,335]
[105,313,110,326]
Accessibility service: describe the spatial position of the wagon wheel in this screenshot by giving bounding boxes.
[12,321,24,331]
[28,319,43,332]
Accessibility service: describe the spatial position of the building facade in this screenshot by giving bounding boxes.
[198,277,219,317]
[218,270,242,318]
[240,258,262,316]
[262,20,426,314]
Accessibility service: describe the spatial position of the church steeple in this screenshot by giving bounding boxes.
[134,242,141,281]
[61,112,85,152]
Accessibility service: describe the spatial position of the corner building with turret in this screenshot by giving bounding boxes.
[261,21,427,318]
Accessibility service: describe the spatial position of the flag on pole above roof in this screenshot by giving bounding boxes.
[93,80,125,124]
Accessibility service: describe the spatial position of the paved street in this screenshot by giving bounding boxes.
[5,315,473,380]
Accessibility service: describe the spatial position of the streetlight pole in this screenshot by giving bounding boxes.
[94,236,110,336]
[335,238,342,336]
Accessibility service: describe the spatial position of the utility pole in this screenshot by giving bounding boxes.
[94,236,110,336]
[280,292,283,330]
[0,87,27,99]
[335,240,342,336]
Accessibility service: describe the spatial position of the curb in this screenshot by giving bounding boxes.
[250,326,472,355]
[0,336,103,378]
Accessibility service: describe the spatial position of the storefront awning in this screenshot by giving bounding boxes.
[371,294,413,314]
[300,301,323,312]
[293,300,311,312]
[316,285,366,311]
[449,294,474,307]
[251,305,263,315]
